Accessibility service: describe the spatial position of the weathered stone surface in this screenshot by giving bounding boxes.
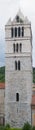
[5,10,32,127]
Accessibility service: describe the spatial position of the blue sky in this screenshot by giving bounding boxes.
[0,0,35,67]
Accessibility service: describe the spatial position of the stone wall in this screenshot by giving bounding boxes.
[5,12,32,127]
[0,89,5,115]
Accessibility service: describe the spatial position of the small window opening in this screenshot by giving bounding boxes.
[20,43,22,52]
[13,44,15,52]
[11,28,13,37]
[18,27,20,37]
[22,27,24,37]
[16,43,18,52]
[15,27,17,37]
[16,93,19,101]
[16,16,19,22]
[18,61,20,70]
[15,61,17,70]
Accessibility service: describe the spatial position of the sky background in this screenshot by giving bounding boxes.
[0,0,35,67]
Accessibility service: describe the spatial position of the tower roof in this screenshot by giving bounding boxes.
[5,9,31,26]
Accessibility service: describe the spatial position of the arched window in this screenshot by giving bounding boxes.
[20,43,22,52]
[13,44,15,52]
[11,28,13,37]
[16,43,18,52]
[18,27,20,37]
[22,27,24,37]
[15,61,17,70]
[18,61,20,70]
[15,27,17,37]
[16,16,19,22]
[16,93,19,101]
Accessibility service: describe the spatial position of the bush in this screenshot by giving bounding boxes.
[4,124,10,130]
[22,122,32,130]
[0,126,5,130]
[0,122,33,130]
[32,126,35,130]
[5,124,10,128]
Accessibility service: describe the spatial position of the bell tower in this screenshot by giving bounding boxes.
[5,10,32,127]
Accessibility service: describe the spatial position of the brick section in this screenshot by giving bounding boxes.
[0,83,5,89]
[31,95,35,105]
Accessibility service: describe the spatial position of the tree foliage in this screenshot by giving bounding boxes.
[0,66,5,82]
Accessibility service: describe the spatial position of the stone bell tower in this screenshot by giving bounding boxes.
[5,10,32,127]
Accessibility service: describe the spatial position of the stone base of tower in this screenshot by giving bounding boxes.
[5,103,31,127]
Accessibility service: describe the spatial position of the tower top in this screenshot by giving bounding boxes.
[5,9,31,26]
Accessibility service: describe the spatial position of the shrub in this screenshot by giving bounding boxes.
[22,122,32,130]
[4,124,10,130]
[5,123,10,128]
[0,126,5,130]
[32,126,35,130]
